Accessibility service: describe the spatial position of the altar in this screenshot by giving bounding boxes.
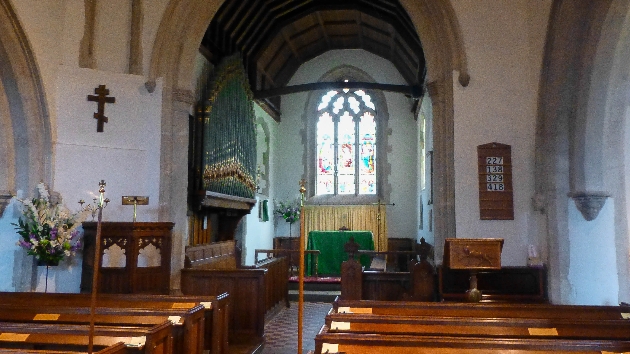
[306,230,374,276]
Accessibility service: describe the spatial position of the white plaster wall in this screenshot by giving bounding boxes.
[275,49,417,241]
[451,0,551,266]
[0,65,163,293]
[418,96,434,246]
[387,89,418,239]
[48,66,162,292]
[0,199,25,291]
[243,104,279,265]
[53,66,163,223]
[567,199,619,305]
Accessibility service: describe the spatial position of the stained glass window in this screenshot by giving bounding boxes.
[316,85,377,195]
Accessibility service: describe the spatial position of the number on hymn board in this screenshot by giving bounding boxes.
[485,156,504,165]
[487,183,505,191]
[485,165,504,173]
[486,174,504,182]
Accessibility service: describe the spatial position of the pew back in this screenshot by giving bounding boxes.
[0,292,228,354]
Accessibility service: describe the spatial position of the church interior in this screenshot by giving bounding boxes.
[1,0,630,353]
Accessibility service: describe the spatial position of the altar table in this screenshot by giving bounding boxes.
[306,230,374,276]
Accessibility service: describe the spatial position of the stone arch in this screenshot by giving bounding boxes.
[536,0,630,304]
[0,0,52,201]
[148,0,469,283]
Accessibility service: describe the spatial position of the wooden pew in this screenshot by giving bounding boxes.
[181,240,288,343]
[0,304,202,354]
[0,292,229,354]
[315,299,630,354]
[325,311,630,339]
[332,298,630,321]
[255,248,321,277]
[243,256,290,309]
[0,321,173,354]
[438,265,548,303]
[315,326,630,354]
[341,238,436,301]
[0,342,127,354]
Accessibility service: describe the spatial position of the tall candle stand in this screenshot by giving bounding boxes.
[78,180,109,354]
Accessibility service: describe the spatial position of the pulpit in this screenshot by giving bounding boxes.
[80,222,173,294]
[444,238,503,301]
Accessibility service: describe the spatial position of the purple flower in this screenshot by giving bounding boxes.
[50,228,58,240]
[71,241,82,251]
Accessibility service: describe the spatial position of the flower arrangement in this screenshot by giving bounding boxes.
[274,200,301,224]
[13,183,85,266]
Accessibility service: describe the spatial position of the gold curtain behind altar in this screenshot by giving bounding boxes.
[303,205,388,252]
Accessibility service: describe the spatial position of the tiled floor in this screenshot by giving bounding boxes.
[261,301,332,354]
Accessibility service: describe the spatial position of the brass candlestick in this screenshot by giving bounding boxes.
[299,179,306,206]
[297,178,306,354]
[78,180,109,354]
[78,180,110,220]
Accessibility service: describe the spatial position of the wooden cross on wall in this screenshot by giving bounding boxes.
[87,85,116,132]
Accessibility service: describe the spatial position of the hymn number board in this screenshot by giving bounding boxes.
[478,142,514,220]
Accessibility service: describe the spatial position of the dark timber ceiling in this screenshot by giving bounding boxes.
[200,0,426,118]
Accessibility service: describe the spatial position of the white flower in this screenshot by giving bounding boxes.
[36,183,49,201]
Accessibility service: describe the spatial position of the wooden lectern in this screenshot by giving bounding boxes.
[444,238,503,302]
[80,222,173,294]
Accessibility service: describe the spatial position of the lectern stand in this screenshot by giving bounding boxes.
[444,238,503,302]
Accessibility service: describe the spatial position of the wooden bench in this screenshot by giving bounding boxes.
[0,292,229,354]
[315,327,630,354]
[325,311,630,339]
[438,265,548,303]
[0,304,201,354]
[0,321,173,354]
[181,240,288,342]
[314,299,630,354]
[341,238,435,301]
[332,299,630,321]
[0,343,126,354]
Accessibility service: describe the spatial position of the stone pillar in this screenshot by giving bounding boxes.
[161,87,194,293]
[427,76,456,263]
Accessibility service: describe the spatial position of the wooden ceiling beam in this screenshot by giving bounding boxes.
[281,29,302,61]
[258,63,279,88]
[236,2,271,47]
[389,30,397,62]
[221,1,249,33]
[247,2,423,65]
[316,12,332,50]
[355,11,363,48]
[253,81,423,100]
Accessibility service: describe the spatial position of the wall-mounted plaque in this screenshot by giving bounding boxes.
[478,142,514,220]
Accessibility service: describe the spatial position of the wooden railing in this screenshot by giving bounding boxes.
[255,249,321,277]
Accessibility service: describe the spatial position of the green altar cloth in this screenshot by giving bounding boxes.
[306,230,374,276]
